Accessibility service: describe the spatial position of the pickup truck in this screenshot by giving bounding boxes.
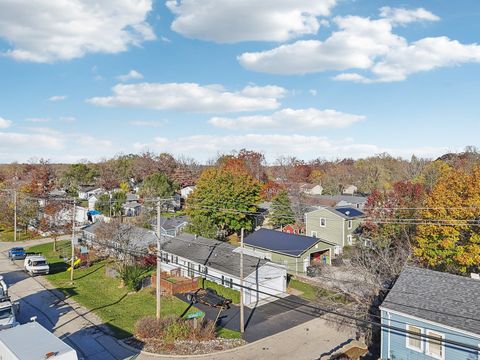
[7,248,25,261]
[24,255,49,276]
[186,288,232,308]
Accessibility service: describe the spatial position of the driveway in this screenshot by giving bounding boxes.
[0,239,138,360]
[177,293,326,342]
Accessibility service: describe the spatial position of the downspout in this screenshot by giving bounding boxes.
[388,312,391,359]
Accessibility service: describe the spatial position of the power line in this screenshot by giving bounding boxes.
[79,232,480,352]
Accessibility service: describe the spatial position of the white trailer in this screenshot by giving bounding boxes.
[0,321,78,360]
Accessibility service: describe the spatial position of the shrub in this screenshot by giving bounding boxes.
[118,265,148,291]
[139,254,156,268]
[134,316,216,344]
[201,279,241,304]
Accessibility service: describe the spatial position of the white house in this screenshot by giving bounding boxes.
[160,233,287,306]
[301,184,323,195]
[78,186,103,200]
[88,194,100,211]
[342,185,358,195]
[180,186,196,199]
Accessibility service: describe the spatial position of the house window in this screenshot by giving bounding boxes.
[348,220,353,229]
[347,235,353,245]
[175,256,178,264]
[311,231,317,237]
[334,246,342,256]
[320,218,327,227]
[221,275,225,285]
[426,330,444,360]
[228,278,233,288]
[406,325,423,352]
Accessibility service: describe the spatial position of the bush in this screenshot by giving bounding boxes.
[134,316,216,344]
[201,279,241,304]
[118,265,148,291]
[139,254,156,268]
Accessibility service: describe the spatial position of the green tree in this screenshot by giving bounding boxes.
[139,172,175,199]
[186,166,261,239]
[270,190,295,228]
[415,166,480,274]
[95,192,126,217]
[61,163,97,189]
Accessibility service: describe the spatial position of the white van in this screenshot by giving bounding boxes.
[24,255,49,276]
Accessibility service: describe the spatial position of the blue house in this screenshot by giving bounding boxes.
[380,266,480,360]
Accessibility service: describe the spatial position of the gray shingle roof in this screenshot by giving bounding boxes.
[244,228,334,257]
[382,266,480,335]
[161,233,268,278]
[82,223,267,278]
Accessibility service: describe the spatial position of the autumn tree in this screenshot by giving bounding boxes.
[138,172,175,199]
[260,181,284,201]
[26,159,56,198]
[186,165,261,239]
[362,181,426,246]
[40,201,69,251]
[415,166,480,274]
[270,190,295,228]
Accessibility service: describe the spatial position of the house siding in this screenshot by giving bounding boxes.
[381,310,479,360]
[305,208,362,248]
[244,241,334,275]
[159,250,286,306]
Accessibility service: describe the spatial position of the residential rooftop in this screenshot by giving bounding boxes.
[244,228,334,257]
[381,266,480,336]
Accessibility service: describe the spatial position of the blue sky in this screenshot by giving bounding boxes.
[0,0,480,163]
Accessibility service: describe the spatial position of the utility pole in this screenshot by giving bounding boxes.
[70,200,76,282]
[156,199,161,320]
[240,227,245,334]
[13,190,17,242]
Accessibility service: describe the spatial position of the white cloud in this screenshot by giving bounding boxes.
[238,9,480,82]
[309,89,317,96]
[129,120,167,128]
[0,0,155,63]
[87,83,285,112]
[133,134,447,162]
[379,7,440,25]
[26,117,50,123]
[117,70,144,82]
[0,117,13,129]
[166,0,336,42]
[48,95,67,102]
[208,108,365,130]
[60,116,76,123]
[0,131,64,150]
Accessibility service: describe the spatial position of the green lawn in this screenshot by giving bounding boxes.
[0,227,42,242]
[288,278,350,304]
[28,241,199,338]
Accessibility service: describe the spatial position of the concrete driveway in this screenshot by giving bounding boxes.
[177,293,327,342]
[0,239,138,360]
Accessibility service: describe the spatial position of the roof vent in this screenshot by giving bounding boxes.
[345,211,350,216]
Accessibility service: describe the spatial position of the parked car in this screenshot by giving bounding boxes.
[24,255,49,276]
[7,248,25,261]
[186,288,232,308]
[0,276,18,331]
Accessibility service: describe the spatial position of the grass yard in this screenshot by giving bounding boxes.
[0,227,41,242]
[27,241,199,339]
[288,278,350,304]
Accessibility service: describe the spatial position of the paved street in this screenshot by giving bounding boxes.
[0,239,138,360]
[0,239,354,360]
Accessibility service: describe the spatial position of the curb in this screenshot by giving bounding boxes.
[115,316,322,359]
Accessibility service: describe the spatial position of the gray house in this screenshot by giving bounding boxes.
[305,206,365,254]
[244,228,337,275]
[151,216,189,237]
[381,266,480,360]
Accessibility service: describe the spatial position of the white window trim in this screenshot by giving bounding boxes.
[425,330,445,360]
[311,231,317,237]
[320,218,327,227]
[347,235,353,245]
[405,325,424,353]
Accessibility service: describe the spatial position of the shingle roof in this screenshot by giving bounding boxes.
[162,233,268,278]
[244,228,334,257]
[382,266,480,335]
[82,223,267,278]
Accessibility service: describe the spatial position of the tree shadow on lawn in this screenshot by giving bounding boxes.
[73,263,105,280]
